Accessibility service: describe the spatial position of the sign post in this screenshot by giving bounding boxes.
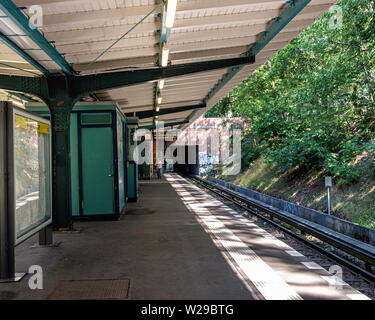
[325,176,332,216]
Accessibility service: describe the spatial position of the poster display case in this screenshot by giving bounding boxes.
[12,109,52,244]
[0,102,52,281]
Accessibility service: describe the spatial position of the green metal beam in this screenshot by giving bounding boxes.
[125,104,205,119]
[204,0,311,104]
[0,31,50,75]
[247,0,312,57]
[0,56,254,101]
[0,0,74,75]
[73,56,255,98]
[0,74,49,99]
[139,120,189,130]
[7,90,37,102]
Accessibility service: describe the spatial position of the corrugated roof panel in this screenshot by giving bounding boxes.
[2,0,337,125]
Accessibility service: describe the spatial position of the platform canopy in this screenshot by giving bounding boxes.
[0,0,337,128]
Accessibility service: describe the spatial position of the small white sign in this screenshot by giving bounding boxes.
[325,176,332,188]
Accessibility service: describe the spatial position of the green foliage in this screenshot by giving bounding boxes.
[205,0,375,183]
[205,96,233,118]
[241,134,261,169]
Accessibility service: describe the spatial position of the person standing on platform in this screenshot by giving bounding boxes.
[156,162,163,179]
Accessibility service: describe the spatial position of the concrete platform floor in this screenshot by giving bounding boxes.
[0,173,370,300]
[1,175,253,300]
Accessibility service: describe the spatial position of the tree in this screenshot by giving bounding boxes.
[205,0,375,183]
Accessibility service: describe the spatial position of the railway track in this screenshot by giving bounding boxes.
[190,175,375,287]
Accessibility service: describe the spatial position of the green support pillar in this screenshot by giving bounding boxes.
[47,99,75,230]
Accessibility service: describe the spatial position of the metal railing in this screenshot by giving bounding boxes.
[190,175,375,282]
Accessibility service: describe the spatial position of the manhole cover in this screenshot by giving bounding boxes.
[126,208,155,215]
[48,279,130,300]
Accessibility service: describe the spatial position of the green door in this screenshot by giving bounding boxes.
[81,127,114,215]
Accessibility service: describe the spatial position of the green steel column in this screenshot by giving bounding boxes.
[47,100,74,230]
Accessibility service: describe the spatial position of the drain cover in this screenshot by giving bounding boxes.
[49,279,130,300]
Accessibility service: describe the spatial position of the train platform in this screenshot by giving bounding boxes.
[0,174,370,300]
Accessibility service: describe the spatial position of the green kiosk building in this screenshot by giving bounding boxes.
[26,102,139,220]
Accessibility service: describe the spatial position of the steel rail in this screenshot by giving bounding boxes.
[190,175,375,282]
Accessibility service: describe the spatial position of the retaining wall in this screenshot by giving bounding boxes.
[207,176,375,246]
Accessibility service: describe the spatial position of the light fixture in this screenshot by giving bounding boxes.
[155,115,159,119]
[157,92,162,105]
[165,0,177,28]
[161,42,169,67]
[155,106,160,112]
[158,79,165,90]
